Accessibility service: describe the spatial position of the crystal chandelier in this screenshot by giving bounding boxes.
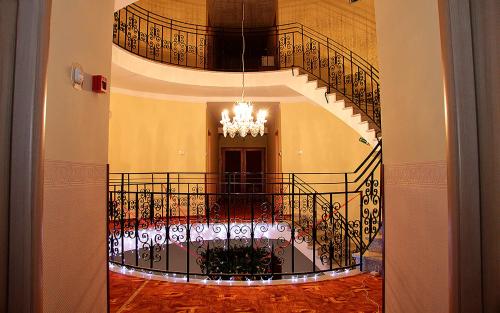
[220,0,267,138]
[221,102,267,138]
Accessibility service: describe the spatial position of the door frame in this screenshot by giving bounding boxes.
[219,147,266,174]
[5,1,51,312]
[219,147,266,193]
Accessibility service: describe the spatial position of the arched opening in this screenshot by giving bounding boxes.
[3,0,497,312]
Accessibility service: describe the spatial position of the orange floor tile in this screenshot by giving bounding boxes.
[109,271,383,313]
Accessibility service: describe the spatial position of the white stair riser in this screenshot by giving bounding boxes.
[287,69,377,146]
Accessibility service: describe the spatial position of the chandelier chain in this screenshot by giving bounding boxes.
[241,0,245,101]
[220,0,267,138]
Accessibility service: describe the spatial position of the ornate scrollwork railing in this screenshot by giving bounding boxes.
[112,4,381,129]
[107,143,383,281]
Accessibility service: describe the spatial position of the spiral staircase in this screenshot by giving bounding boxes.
[112,3,381,146]
[110,3,384,276]
[287,68,379,146]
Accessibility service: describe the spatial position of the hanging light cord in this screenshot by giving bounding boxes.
[241,0,245,101]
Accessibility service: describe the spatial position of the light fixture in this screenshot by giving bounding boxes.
[220,0,267,138]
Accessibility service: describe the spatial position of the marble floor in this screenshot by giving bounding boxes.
[109,271,383,312]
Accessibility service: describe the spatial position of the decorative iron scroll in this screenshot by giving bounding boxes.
[108,143,383,281]
[112,4,381,129]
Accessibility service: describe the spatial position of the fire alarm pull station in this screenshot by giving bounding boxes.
[92,75,108,93]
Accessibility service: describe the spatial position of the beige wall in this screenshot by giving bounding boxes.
[266,104,282,174]
[108,93,207,172]
[280,101,371,173]
[279,101,372,223]
[205,108,219,193]
[278,0,378,67]
[206,107,219,174]
[108,96,373,222]
[280,101,372,195]
[136,0,207,24]
[375,0,450,312]
[110,97,367,178]
[43,0,113,312]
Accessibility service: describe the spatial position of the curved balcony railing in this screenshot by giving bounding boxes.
[107,143,382,281]
[113,4,381,130]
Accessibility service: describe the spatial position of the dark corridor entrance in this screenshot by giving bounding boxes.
[221,148,265,193]
[207,0,278,71]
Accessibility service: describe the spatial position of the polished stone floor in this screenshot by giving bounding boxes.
[109,271,383,312]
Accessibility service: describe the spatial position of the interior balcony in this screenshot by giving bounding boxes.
[5,0,494,312]
[104,1,386,312]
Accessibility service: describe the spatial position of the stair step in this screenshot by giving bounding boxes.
[290,69,381,142]
[353,251,382,259]
[358,121,369,132]
[315,79,328,87]
[306,80,318,88]
[296,75,310,84]
[366,128,375,133]
[368,235,383,253]
[353,251,384,276]
[316,85,327,93]
[342,106,353,116]
[351,114,361,123]
[326,93,337,103]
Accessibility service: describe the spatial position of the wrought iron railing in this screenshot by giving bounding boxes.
[107,143,382,281]
[112,4,381,129]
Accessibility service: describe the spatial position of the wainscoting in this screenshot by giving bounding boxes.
[384,161,448,313]
[42,160,108,312]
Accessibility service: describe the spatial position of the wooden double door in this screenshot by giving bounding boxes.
[221,148,265,193]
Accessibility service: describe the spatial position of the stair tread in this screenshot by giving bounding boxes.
[294,71,381,136]
[365,252,382,259]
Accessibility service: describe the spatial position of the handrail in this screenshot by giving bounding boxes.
[112,3,381,129]
[119,3,377,71]
[108,183,381,280]
[352,141,381,173]
[108,187,362,280]
[290,142,382,252]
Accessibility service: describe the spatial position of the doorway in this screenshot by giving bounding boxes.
[221,148,265,193]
